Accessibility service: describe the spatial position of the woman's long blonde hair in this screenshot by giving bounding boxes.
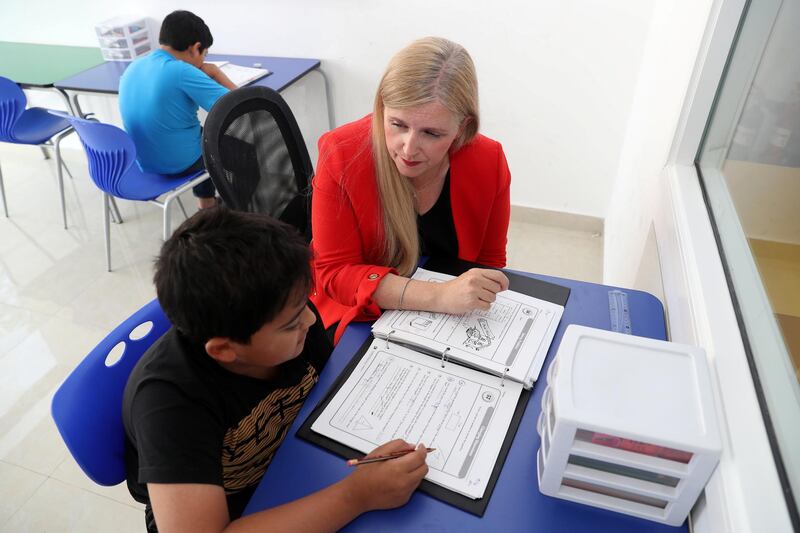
[371,37,480,275]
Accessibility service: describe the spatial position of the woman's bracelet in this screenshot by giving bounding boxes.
[398,278,412,310]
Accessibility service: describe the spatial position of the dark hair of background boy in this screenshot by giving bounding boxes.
[154,208,312,345]
[158,10,214,52]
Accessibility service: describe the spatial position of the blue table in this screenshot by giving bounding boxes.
[244,272,683,532]
[54,54,332,126]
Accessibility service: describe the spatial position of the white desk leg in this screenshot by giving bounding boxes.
[311,68,335,130]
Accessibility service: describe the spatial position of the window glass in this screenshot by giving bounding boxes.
[697,0,800,518]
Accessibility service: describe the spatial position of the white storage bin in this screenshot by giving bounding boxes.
[133,42,152,56]
[96,16,152,62]
[95,16,147,39]
[98,37,128,49]
[101,48,133,61]
[537,325,720,526]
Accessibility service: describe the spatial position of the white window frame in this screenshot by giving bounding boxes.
[658,0,796,531]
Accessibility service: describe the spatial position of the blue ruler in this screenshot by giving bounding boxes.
[608,290,632,334]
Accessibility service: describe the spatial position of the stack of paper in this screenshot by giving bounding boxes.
[206,61,270,87]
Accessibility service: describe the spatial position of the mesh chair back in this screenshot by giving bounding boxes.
[203,86,313,239]
[0,76,26,142]
[61,114,138,197]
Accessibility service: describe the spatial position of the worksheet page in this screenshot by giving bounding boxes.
[372,268,563,387]
[311,340,523,499]
[218,63,270,87]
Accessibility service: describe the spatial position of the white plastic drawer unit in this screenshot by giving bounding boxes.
[95,16,152,62]
[537,325,721,526]
[95,17,148,39]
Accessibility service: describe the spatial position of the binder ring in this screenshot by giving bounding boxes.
[440,347,451,368]
[386,330,396,349]
[501,367,509,387]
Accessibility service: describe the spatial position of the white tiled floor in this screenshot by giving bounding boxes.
[0,143,603,532]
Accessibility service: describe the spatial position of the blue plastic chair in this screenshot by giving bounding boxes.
[0,76,75,227]
[51,112,209,271]
[51,298,171,486]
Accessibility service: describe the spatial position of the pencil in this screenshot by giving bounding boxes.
[346,448,436,466]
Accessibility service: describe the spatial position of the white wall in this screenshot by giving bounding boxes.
[1,0,655,218]
[603,1,715,286]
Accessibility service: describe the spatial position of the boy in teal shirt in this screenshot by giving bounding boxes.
[119,10,236,208]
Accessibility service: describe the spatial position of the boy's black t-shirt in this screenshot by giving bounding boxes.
[122,309,332,520]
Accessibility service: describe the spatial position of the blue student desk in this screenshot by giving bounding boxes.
[244,272,685,532]
[54,54,330,124]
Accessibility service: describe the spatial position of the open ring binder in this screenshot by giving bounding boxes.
[440,346,451,367]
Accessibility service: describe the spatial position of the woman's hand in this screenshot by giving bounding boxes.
[431,268,509,314]
[373,269,509,315]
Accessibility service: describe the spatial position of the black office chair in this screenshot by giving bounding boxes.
[202,86,313,240]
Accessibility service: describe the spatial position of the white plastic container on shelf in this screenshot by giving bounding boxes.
[537,325,721,526]
[95,16,152,62]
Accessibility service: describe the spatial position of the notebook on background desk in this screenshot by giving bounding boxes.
[297,258,571,515]
[207,61,271,87]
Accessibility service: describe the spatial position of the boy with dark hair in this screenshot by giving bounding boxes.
[157,9,214,52]
[123,208,429,533]
[119,10,236,209]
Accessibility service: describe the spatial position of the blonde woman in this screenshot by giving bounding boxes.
[312,37,511,343]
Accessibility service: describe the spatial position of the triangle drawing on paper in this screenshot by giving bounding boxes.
[353,416,373,431]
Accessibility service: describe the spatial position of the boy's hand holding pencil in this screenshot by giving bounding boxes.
[347,447,435,466]
[342,439,429,512]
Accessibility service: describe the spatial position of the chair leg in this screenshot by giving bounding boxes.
[109,197,123,224]
[40,145,51,160]
[54,135,67,229]
[160,173,208,240]
[61,157,75,181]
[103,194,112,272]
[176,196,189,219]
[0,162,8,217]
[162,198,172,241]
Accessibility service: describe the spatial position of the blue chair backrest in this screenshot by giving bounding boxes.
[55,113,139,197]
[51,299,171,486]
[0,76,27,142]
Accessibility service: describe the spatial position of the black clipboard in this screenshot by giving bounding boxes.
[296,259,570,515]
[297,337,530,516]
[422,256,571,307]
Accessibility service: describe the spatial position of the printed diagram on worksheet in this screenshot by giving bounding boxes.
[381,272,551,367]
[311,342,523,499]
[371,268,565,388]
[329,348,497,479]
